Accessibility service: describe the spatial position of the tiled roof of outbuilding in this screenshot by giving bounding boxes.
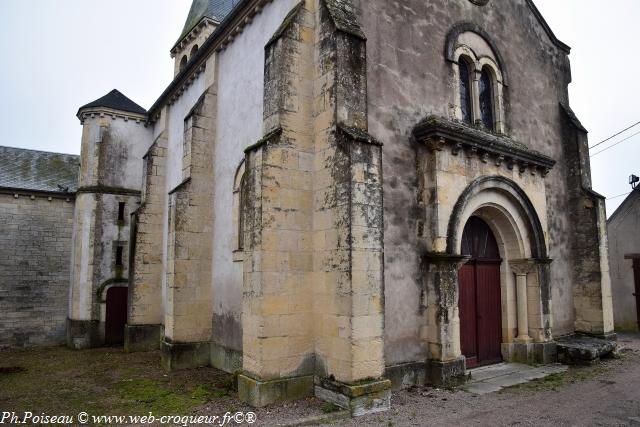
[0,146,79,194]
[77,89,147,116]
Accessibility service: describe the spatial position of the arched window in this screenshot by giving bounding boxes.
[190,44,199,57]
[232,159,246,261]
[459,59,473,125]
[238,174,246,251]
[179,55,188,72]
[479,68,494,131]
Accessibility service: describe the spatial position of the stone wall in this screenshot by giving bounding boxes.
[349,0,597,366]
[0,192,74,347]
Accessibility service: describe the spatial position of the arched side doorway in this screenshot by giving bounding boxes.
[105,286,128,345]
[459,216,503,368]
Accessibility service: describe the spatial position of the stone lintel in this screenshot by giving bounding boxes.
[502,341,557,365]
[160,338,210,371]
[384,362,427,390]
[238,373,314,408]
[426,357,467,387]
[315,378,391,417]
[624,253,640,260]
[124,324,161,353]
[66,318,100,350]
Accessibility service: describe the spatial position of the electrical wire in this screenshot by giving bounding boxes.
[589,121,640,150]
[590,130,640,157]
[607,191,632,201]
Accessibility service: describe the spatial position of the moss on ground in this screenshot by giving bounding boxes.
[502,363,611,393]
[0,346,233,417]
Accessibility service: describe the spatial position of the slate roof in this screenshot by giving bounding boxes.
[0,146,79,194]
[77,89,147,116]
[177,0,240,45]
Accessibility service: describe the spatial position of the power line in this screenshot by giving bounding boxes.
[590,129,640,158]
[589,120,640,150]
[607,191,632,201]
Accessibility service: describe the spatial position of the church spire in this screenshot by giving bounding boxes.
[177,0,238,45]
[170,0,239,77]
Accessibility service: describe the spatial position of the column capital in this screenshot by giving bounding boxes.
[510,258,536,275]
[423,252,471,271]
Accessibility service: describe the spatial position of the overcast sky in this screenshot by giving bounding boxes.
[0,0,638,215]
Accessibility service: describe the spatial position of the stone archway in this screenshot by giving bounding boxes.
[448,176,555,365]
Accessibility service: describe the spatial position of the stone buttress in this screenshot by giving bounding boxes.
[238,0,390,415]
[161,89,217,370]
[125,122,168,352]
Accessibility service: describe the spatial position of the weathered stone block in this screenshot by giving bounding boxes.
[556,335,617,365]
[160,338,210,371]
[426,357,466,387]
[314,377,391,417]
[210,341,243,374]
[384,362,427,390]
[238,373,314,407]
[66,318,100,350]
[124,324,161,353]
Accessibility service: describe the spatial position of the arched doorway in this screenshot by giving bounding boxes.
[105,287,128,345]
[459,216,502,368]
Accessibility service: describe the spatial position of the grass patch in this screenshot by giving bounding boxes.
[116,378,226,415]
[321,402,341,413]
[0,346,234,417]
[503,364,610,393]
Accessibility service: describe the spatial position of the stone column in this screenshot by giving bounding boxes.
[423,254,469,386]
[510,259,535,343]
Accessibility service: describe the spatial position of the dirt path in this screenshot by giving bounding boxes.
[329,333,640,427]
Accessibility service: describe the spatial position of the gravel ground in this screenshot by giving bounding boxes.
[319,332,640,427]
[2,334,638,426]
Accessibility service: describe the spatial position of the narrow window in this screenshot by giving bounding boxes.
[191,44,199,57]
[117,202,125,222]
[179,55,188,71]
[459,59,473,125]
[238,176,246,251]
[115,246,124,267]
[479,68,495,131]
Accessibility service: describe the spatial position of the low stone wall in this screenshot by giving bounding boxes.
[0,192,75,347]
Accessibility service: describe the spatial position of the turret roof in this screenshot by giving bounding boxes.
[77,89,147,117]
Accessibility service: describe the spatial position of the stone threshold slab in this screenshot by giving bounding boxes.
[464,363,567,395]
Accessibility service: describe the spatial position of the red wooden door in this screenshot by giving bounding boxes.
[459,217,502,368]
[105,287,128,345]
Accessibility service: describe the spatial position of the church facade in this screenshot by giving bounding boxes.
[61,0,614,413]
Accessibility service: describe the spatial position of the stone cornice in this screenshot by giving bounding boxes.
[77,107,148,126]
[413,116,556,176]
[337,124,383,146]
[76,186,141,196]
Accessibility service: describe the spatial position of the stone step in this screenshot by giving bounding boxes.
[556,335,617,365]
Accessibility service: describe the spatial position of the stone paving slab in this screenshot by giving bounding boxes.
[464,363,568,395]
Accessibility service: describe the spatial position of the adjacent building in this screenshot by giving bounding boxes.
[608,187,640,331]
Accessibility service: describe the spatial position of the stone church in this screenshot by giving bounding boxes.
[1,0,615,414]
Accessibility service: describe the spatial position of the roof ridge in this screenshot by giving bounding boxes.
[0,145,79,157]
